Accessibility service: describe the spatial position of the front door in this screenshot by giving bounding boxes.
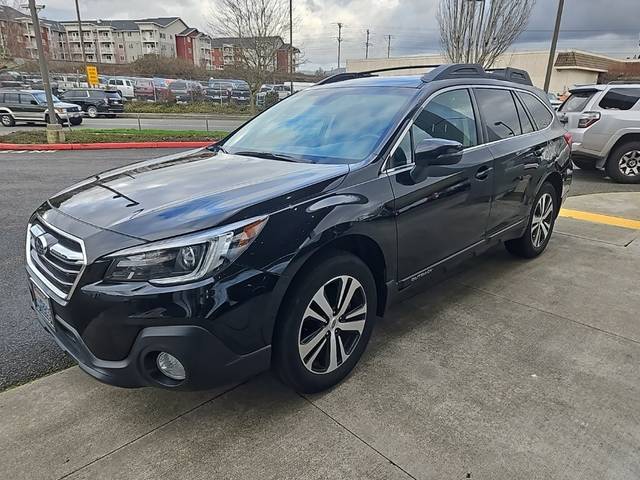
[19,94,44,121]
[387,88,494,284]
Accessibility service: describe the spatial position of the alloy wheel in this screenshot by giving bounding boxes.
[298,275,367,375]
[531,192,554,249]
[87,107,98,118]
[1,115,11,126]
[619,151,640,177]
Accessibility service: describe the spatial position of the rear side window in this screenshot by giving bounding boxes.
[559,91,594,112]
[519,92,554,130]
[514,95,535,134]
[89,90,106,98]
[475,88,522,141]
[598,88,640,110]
[412,89,478,148]
[4,93,19,103]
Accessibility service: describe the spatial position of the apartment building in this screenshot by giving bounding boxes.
[211,36,299,72]
[176,28,213,69]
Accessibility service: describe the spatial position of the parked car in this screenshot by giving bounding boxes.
[256,84,291,107]
[59,88,124,118]
[558,83,640,183]
[131,77,155,101]
[547,92,562,110]
[0,89,83,126]
[230,80,251,105]
[25,64,571,393]
[204,80,233,103]
[169,80,203,102]
[107,78,135,100]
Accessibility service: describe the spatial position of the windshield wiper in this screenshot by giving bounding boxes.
[234,150,300,163]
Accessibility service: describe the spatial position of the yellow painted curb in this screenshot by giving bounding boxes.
[559,208,640,230]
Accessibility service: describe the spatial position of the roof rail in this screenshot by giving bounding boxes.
[316,63,533,87]
[607,80,640,85]
[315,64,442,86]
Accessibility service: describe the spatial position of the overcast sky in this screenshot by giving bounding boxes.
[37,0,640,70]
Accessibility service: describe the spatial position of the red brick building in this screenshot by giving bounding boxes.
[210,36,299,72]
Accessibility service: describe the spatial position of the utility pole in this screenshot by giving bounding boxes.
[386,35,392,58]
[544,0,564,93]
[289,0,293,92]
[365,29,371,59]
[74,0,88,73]
[336,22,343,69]
[24,0,62,142]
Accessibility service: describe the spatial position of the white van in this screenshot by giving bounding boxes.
[107,78,135,99]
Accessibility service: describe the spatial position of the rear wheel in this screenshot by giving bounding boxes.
[273,252,377,393]
[572,157,597,171]
[606,142,640,184]
[1,114,15,127]
[86,106,98,118]
[505,182,558,258]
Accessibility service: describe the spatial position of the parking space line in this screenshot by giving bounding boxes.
[559,208,640,230]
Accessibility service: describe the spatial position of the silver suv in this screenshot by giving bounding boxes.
[559,83,640,183]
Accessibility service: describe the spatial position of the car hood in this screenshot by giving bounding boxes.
[54,101,81,109]
[48,148,350,241]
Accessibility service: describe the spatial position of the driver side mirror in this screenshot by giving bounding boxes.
[410,138,464,183]
[30,100,38,105]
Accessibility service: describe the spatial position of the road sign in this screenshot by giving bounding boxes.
[86,65,99,86]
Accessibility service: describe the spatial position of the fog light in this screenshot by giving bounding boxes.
[156,352,186,381]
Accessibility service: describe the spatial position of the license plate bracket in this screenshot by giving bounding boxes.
[31,282,55,330]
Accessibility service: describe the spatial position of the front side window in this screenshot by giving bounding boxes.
[19,94,35,104]
[412,89,478,148]
[598,88,640,111]
[519,92,553,130]
[389,129,413,169]
[223,86,416,164]
[475,88,522,141]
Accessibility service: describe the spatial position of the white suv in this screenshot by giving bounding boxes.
[559,84,640,183]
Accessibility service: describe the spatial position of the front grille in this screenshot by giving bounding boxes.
[27,221,85,301]
[66,107,80,113]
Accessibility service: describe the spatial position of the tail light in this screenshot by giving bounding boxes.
[563,132,572,152]
[577,111,600,128]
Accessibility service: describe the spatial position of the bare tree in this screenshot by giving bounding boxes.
[209,0,290,108]
[438,0,536,68]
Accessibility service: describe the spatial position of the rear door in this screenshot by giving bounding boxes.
[557,88,600,129]
[3,92,23,119]
[475,87,553,235]
[389,88,494,283]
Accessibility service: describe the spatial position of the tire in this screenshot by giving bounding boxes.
[70,118,82,126]
[1,114,15,127]
[505,182,558,258]
[273,251,377,393]
[86,106,98,118]
[572,157,597,171]
[605,142,640,184]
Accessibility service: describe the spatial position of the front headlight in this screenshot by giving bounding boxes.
[104,216,267,285]
[54,108,66,114]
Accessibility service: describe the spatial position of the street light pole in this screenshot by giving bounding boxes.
[74,0,88,74]
[544,0,565,93]
[25,1,57,128]
[289,0,293,93]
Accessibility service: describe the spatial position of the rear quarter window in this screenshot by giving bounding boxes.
[559,91,595,112]
[519,92,554,130]
[598,88,640,110]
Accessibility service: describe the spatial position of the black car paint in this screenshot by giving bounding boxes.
[59,89,124,115]
[26,76,572,390]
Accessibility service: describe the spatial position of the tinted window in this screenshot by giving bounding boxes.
[19,94,35,104]
[412,89,477,148]
[89,90,106,98]
[4,93,19,103]
[475,88,522,141]
[105,91,121,99]
[559,91,594,112]
[514,95,534,134]
[599,88,640,110]
[390,129,412,169]
[519,92,553,130]
[224,87,416,164]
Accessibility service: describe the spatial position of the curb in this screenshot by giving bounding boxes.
[0,141,214,151]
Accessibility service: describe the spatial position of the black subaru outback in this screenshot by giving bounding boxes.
[26,64,572,393]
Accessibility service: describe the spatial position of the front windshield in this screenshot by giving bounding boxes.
[34,92,61,103]
[223,86,416,164]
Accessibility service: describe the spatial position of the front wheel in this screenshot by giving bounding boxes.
[505,182,558,258]
[273,252,377,393]
[70,118,83,126]
[606,142,640,184]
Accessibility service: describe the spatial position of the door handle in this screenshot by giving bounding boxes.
[533,146,545,157]
[475,166,492,180]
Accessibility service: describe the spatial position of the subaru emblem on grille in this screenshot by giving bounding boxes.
[34,235,48,255]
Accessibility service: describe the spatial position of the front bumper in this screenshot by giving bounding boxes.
[34,308,271,390]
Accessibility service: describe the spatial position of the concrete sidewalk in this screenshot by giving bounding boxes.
[2,193,639,480]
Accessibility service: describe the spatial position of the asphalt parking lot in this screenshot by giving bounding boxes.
[1,150,639,479]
